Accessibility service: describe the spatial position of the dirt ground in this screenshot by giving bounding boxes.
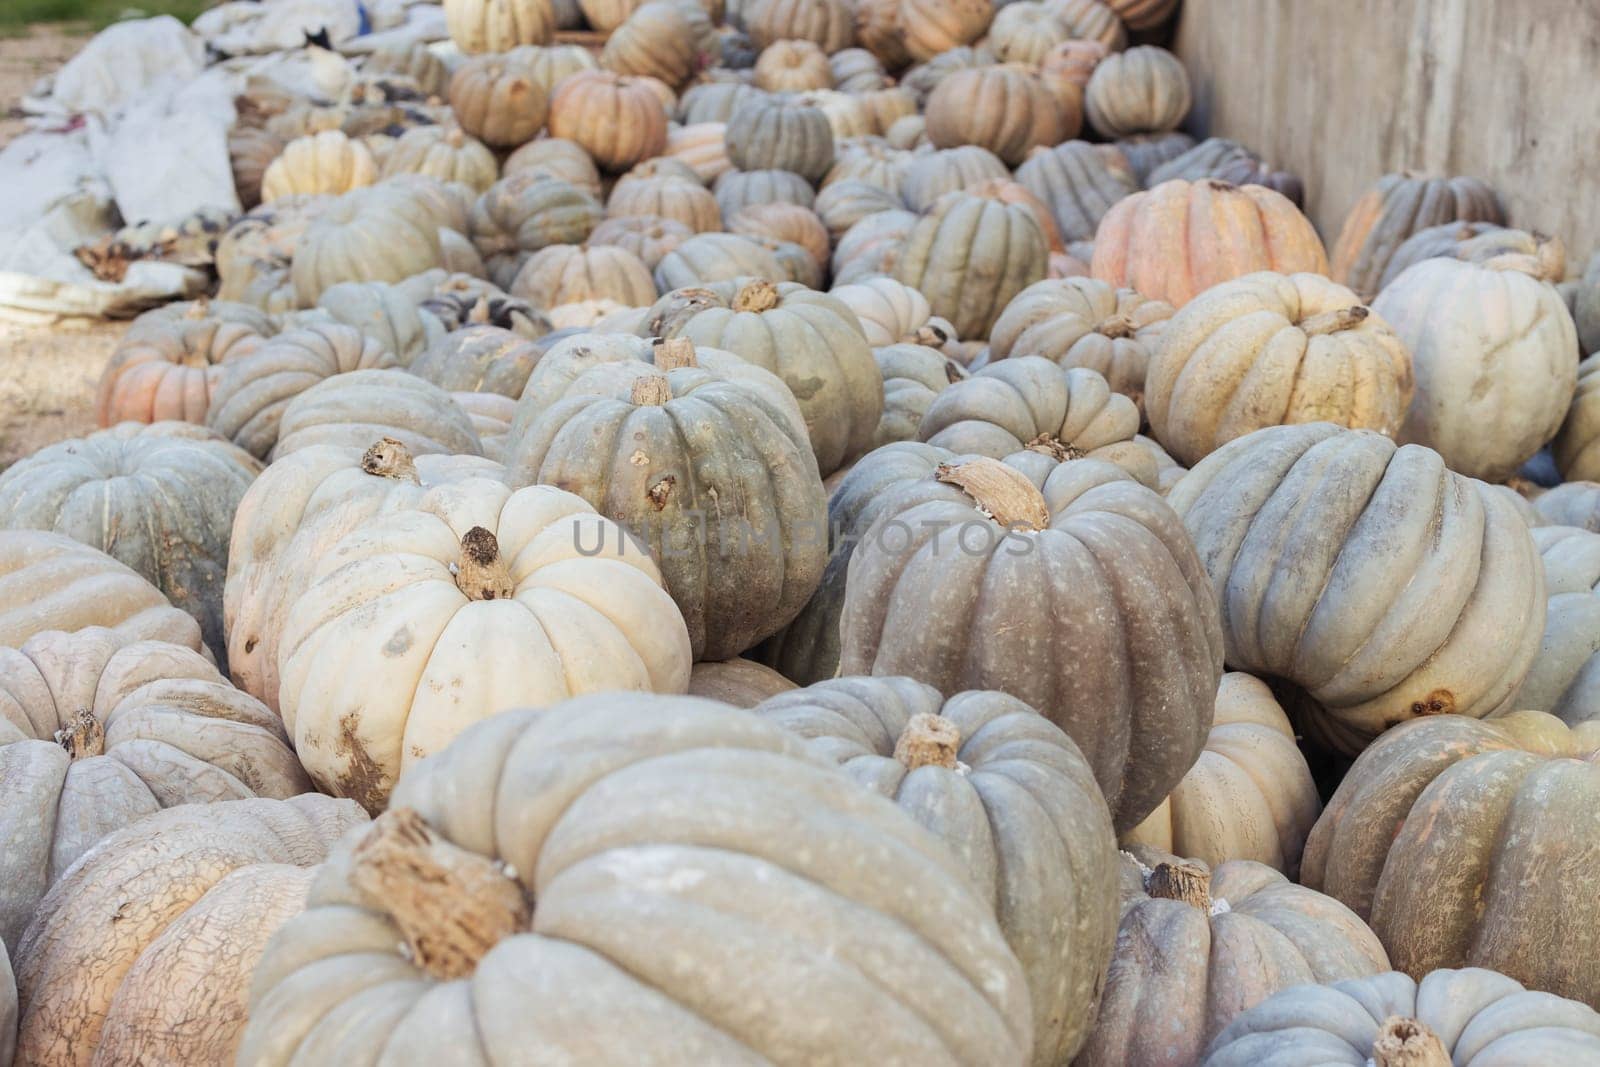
[0,26,126,470]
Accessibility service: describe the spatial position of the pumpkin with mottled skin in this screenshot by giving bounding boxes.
[1016,141,1140,245]
[1084,47,1191,139]
[96,302,273,428]
[269,369,483,461]
[1515,525,1600,724]
[1332,172,1505,300]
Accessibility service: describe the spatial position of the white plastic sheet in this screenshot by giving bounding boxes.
[42,16,205,118]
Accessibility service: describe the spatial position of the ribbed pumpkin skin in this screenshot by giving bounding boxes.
[891,191,1049,340]
[239,696,1033,1064]
[96,303,273,428]
[548,70,669,172]
[1513,526,1600,725]
[1081,847,1389,1067]
[839,456,1224,831]
[1558,353,1600,485]
[1105,0,1177,29]
[365,41,452,95]
[755,40,832,91]
[830,276,954,348]
[0,630,312,948]
[379,126,499,193]
[600,1,709,88]
[469,173,604,288]
[745,0,853,50]
[665,121,733,182]
[1204,967,1600,1066]
[447,53,549,149]
[444,0,555,52]
[827,47,884,91]
[1167,423,1545,755]
[1015,140,1140,244]
[1122,672,1321,877]
[578,0,643,32]
[900,0,991,61]
[607,175,721,232]
[1084,46,1191,139]
[902,145,1009,213]
[729,203,830,269]
[0,532,202,652]
[206,324,398,458]
[1092,179,1330,308]
[503,137,602,195]
[644,278,881,475]
[687,656,796,704]
[510,244,658,308]
[412,326,548,399]
[12,795,366,1066]
[1375,251,1575,482]
[260,130,376,203]
[1302,712,1600,1005]
[0,423,261,669]
[1148,137,1305,208]
[1376,221,1537,292]
[652,232,785,291]
[290,185,448,307]
[589,214,693,268]
[1147,272,1415,466]
[918,359,1152,483]
[832,208,917,284]
[989,277,1173,410]
[873,343,968,448]
[925,65,1070,167]
[755,678,1118,1066]
[1049,0,1127,49]
[1331,172,1505,299]
[725,95,836,183]
[988,2,1075,66]
[269,369,484,461]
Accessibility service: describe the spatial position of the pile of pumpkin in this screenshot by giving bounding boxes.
[8,0,1600,1062]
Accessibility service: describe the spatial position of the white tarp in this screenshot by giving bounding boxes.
[42,16,206,118]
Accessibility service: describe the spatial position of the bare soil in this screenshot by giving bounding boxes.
[0,26,126,471]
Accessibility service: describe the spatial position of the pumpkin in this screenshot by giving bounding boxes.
[0,532,202,652]
[1507,526,1600,724]
[206,323,399,458]
[745,0,853,50]
[364,41,452,96]
[824,137,909,193]
[677,80,763,124]
[1570,250,1600,356]
[839,454,1224,830]
[1148,136,1305,208]
[588,213,694,269]
[1374,239,1575,482]
[1376,221,1541,292]
[503,136,602,196]
[1534,482,1600,530]
[412,272,553,337]
[227,125,284,210]
[853,0,909,69]
[1044,0,1126,48]
[312,278,446,365]
[601,1,711,88]
[96,303,271,427]
[664,121,733,182]
[712,167,816,219]
[1168,423,1546,754]
[754,39,832,91]
[925,65,1071,168]
[899,0,990,61]
[290,184,450,306]
[0,630,311,947]
[448,53,549,150]
[890,189,1050,340]
[12,795,366,1065]
[1204,967,1600,1066]
[444,0,555,52]
[548,70,669,173]
[651,231,784,290]
[1083,45,1190,138]
[1303,711,1600,1004]
[0,422,260,669]
[830,275,956,348]
[1147,272,1415,466]
[729,202,830,270]
[619,155,705,187]
[410,326,548,399]
[901,45,990,104]
[792,87,873,141]
[917,358,1150,481]
[1123,672,1321,876]
[378,125,498,193]
[871,344,969,448]
[578,0,643,31]
[1556,353,1600,482]
[1039,39,1109,94]
[507,335,825,659]
[987,2,1079,66]
[754,678,1119,1065]
[1092,179,1331,308]
[510,244,657,307]
[606,173,722,232]
[269,369,483,461]
[644,277,881,474]
[469,173,604,289]
[724,95,836,184]
[1114,129,1196,183]
[989,276,1173,412]
[967,177,1066,254]
[828,46,886,91]
[754,234,825,288]
[816,179,906,240]
[687,656,796,704]
[902,144,1009,213]
[1080,847,1390,1067]
[832,207,918,284]
[1331,173,1506,300]
[259,130,376,203]
[239,694,1032,1063]
[452,392,518,461]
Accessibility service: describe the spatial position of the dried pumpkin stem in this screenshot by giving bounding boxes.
[916,322,952,347]
[1372,1016,1451,1067]
[1147,860,1212,910]
[934,459,1051,532]
[361,437,420,482]
[732,279,781,313]
[1300,306,1369,336]
[631,374,674,407]
[1096,313,1138,339]
[55,709,105,759]
[467,296,493,324]
[1026,433,1085,463]
[894,713,961,770]
[456,527,515,601]
[652,336,699,371]
[346,808,530,981]
[1483,235,1565,283]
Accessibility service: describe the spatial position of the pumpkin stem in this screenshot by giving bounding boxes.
[467,296,493,324]
[652,336,699,371]
[1483,235,1566,283]
[732,279,780,313]
[894,713,960,770]
[184,297,209,319]
[361,437,420,482]
[914,321,951,347]
[346,808,530,981]
[1147,860,1212,910]
[630,374,674,407]
[1300,306,1370,336]
[55,709,105,759]
[1026,433,1085,462]
[456,527,515,601]
[934,459,1050,532]
[445,127,465,148]
[1372,1016,1451,1067]
[1096,313,1137,339]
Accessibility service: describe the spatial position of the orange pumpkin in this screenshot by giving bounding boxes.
[547,70,668,172]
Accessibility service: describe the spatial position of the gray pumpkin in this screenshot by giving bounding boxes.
[1330,172,1505,300]
[901,144,1009,213]
[1014,140,1140,245]
[652,232,785,292]
[1512,525,1600,724]
[873,342,968,449]
[469,173,604,289]
[712,167,816,221]
[725,94,836,183]
[270,368,484,461]
[409,325,551,399]
[313,279,447,364]
[754,677,1119,1066]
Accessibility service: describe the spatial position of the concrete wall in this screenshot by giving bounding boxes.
[1174,0,1600,268]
